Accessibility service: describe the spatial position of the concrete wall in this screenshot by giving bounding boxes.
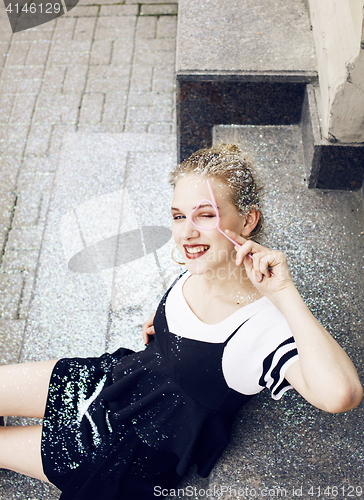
[308,0,364,142]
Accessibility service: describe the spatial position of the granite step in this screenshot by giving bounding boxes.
[176,0,317,161]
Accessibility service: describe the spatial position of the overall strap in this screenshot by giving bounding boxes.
[223,319,249,346]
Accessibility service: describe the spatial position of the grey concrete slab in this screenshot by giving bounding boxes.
[207,124,364,498]
[22,132,177,363]
[177,0,316,77]
[0,320,26,365]
[106,150,181,352]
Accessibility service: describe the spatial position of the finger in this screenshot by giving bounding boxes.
[251,252,264,282]
[147,326,155,335]
[259,254,273,278]
[225,229,248,247]
[143,330,148,345]
[234,240,255,266]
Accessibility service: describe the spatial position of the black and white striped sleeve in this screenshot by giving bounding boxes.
[258,336,298,400]
[222,300,299,400]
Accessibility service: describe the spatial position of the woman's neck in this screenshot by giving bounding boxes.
[187,263,262,305]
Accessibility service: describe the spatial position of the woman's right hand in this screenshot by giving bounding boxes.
[142,311,156,345]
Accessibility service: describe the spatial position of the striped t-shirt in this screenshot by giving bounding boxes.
[165,272,299,400]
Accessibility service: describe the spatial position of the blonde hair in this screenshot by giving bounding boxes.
[170,144,264,238]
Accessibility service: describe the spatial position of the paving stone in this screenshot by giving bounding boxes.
[134,48,175,66]
[21,157,58,176]
[0,157,20,192]
[0,42,9,68]
[79,93,105,123]
[0,192,15,229]
[0,273,24,319]
[12,187,52,228]
[48,40,92,66]
[126,0,177,3]
[2,249,40,272]
[0,19,13,42]
[86,65,131,92]
[77,123,125,133]
[24,124,53,156]
[0,320,25,364]
[128,91,173,107]
[10,94,37,126]
[10,22,55,42]
[1,65,44,81]
[18,271,35,319]
[157,14,177,37]
[90,39,113,65]
[102,92,127,123]
[26,40,51,65]
[0,76,43,94]
[111,39,134,65]
[33,93,82,124]
[147,122,171,134]
[135,16,157,39]
[140,4,178,15]
[0,125,29,157]
[94,16,136,40]
[78,0,120,4]
[6,227,43,250]
[135,38,175,52]
[11,191,42,228]
[53,16,77,41]
[0,66,43,94]
[0,228,7,256]
[41,65,67,94]
[130,65,153,91]
[63,65,88,93]
[100,4,138,16]
[63,5,99,17]
[127,105,172,123]
[0,93,15,125]
[152,64,176,92]
[17,171,54,193]
[6,41,31,66]
[48,124,77,157]
[73,17,97,41]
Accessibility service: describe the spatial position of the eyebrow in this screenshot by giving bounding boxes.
[171,203,217,211]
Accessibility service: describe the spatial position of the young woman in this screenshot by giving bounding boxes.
[0,144,362,499]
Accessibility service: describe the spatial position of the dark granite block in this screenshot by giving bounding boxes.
[177,79,307,162]
[302,85,364,191]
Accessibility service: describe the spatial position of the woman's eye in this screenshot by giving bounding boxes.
[199,214,215,218]
[172,215,185,220]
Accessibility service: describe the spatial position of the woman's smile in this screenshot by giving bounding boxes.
[184,244,210,259]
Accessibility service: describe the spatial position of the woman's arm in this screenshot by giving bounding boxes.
[227,230,363,413]
[270,285,362,413]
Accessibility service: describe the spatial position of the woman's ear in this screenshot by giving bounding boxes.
[241,209,260,237]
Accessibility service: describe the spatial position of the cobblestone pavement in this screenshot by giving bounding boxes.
[0,2,177,498]
[0,0,177,347]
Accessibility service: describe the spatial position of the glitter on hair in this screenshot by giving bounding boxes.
[169,143,264,238]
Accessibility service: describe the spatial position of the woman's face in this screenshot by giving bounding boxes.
[171,174,248,276]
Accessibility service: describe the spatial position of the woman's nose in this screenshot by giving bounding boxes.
[182,218,200,240]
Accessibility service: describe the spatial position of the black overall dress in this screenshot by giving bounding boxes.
[42,273,297,499]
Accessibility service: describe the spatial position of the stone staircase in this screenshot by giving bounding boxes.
[176,0,364,190]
